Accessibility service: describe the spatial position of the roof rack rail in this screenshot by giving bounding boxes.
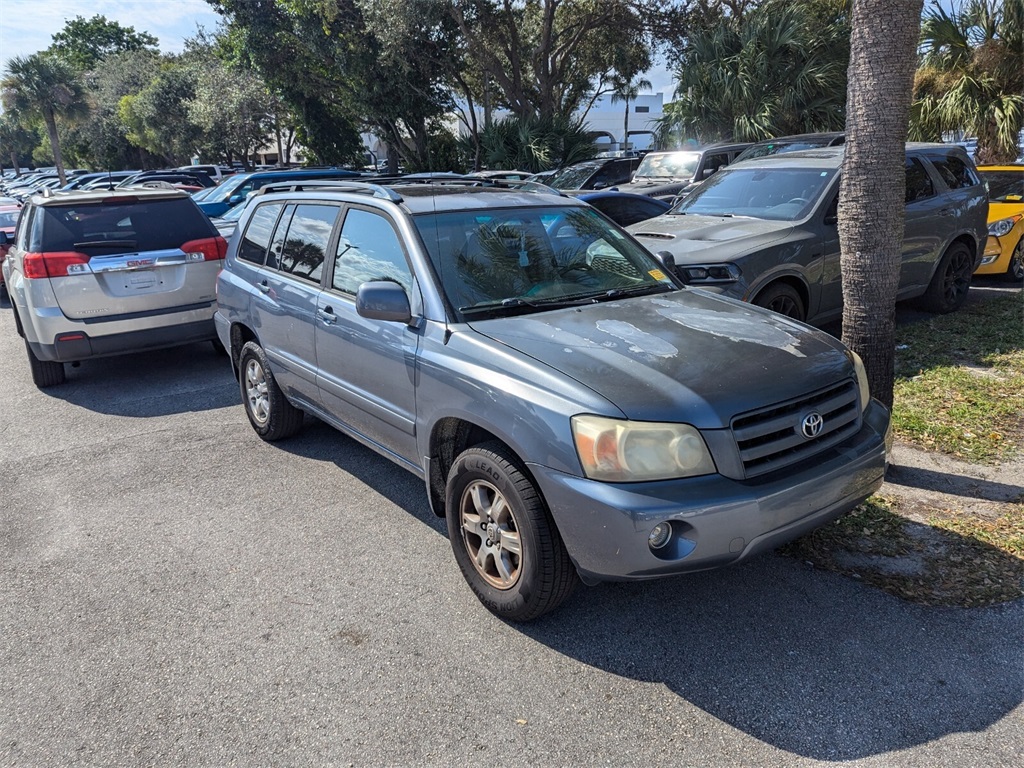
[366,174,564,196]
[257,179,404,202]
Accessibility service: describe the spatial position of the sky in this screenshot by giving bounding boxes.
[0,0,676,96]
[0,0,222,63]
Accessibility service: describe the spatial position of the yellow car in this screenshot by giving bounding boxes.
[976,164,1024,281]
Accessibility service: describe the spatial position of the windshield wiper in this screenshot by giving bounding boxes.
[595,284,675,301]
[460,293,602,316]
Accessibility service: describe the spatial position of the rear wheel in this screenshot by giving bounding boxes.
[920,242,973,313]
[25,340,65,388]
[445,442,577,621]
[753,282,806,322]
[238,340,304,441]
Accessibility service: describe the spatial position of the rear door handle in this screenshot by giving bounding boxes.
[257,280,270,293]
[317,307,337,325]
[939,208,955,216]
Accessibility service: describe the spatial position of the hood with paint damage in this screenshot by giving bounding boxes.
[627,214,796,263]
[469,287,853,427]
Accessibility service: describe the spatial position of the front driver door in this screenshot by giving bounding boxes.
[314,206,422,467]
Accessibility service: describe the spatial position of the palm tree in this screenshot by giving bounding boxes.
[1,53,88,185]
[610,73,652,152]
[912,0,1024,163]
[659,1,849,143]
[839,0,925,409]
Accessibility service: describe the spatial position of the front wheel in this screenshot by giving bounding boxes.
[753,282,806,322]
[919,242,973,313]
[445,442,578,621]
[237,340,304,441]
[1005,240,1024,283]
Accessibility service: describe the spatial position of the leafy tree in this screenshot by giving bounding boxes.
[48,14,159,71]
[66,50,164,170]
[188,63,274,166]
[911,0,1024,163]
[840,0,924,409]
[1,53,89,184]
[0,112,37,174]
[658,0,850,143]
[449,0,653,122]
[119,59,204,165]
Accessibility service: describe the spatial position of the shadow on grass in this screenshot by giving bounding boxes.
[275,420,1022,761]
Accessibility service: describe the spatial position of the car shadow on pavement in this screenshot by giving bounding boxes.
[43,342,240,417]
[263,418,1022,762]
[520,554,1022,761]
[886,462,1024,502]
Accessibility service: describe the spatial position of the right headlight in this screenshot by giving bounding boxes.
[571,415,716,482]
[847,349,871,412]
[987,214,1022,238]
[678,262,741,284]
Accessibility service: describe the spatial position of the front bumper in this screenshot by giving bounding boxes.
[530,399,890,582]
[974,234,1011,275]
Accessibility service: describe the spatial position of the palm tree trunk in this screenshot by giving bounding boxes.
[42,109,67,186]
[623,99,630,152]
[839,0,924,410]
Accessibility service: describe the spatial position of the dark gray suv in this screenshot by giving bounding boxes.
[628,144,988,325]
[215,179,890,620]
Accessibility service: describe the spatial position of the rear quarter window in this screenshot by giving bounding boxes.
[928,154,980,189]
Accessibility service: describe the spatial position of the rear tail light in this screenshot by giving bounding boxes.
[181,236,228,262]
[23,251,90,278]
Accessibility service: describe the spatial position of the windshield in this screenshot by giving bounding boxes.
[414,205,676,320]
[633,152,701,180]
[979,170,1024,203]
[204,173,251,203]
[671,166,836,221]
[547,163,602,190]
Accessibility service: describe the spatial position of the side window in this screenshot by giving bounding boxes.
[277,204,340,283]
[237,203,283,265]
[332,208,412,296]
[15,205,33,250]
[267,205,295,270]
[703,152,730,176]
[929,154,978,189]
[905,158,935,204]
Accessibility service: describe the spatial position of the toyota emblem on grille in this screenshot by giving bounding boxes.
[800,412,824,439]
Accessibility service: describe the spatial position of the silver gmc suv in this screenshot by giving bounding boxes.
[215,178,891,621]
[2,188,226,387]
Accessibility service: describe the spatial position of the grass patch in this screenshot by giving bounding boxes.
[893,293,1024,463]
[780,496,1024,608]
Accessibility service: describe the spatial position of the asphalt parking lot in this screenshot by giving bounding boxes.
[1,285,1021,767]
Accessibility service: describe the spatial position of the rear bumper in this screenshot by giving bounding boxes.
[28,318,216,362]
[530,399,890,582]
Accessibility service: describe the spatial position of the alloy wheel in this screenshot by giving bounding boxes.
[459,479,523,590]
[244,358,270,425]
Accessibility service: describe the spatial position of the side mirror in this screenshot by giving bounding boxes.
[655,250,686,283]
[592,182,606,190]
[0,232,10,245]
[228,194,243,205]
[356,280,413,324]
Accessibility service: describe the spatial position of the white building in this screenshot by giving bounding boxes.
[582,92,665,152]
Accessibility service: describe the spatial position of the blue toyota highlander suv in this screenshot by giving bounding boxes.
[214,178,891,621]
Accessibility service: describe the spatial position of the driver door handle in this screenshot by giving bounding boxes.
[316,307,337,325]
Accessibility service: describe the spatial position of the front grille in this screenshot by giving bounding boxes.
[731,380,861,478]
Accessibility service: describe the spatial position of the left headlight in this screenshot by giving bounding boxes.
[678,262,741,284]
[847,349,871,412]
[571,415,716,482]
[988,214,1022,238]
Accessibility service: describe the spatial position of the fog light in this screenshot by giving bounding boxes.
[649,522,672,550]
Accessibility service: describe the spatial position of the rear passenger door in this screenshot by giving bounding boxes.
[901,155,947,294]
[248,201,340,405]
[315,206,421,465]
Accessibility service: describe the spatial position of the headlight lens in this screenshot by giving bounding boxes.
[571,415,716,482]
[847,349,871,412]
[987,215,1022,238]
[678,263,741,284]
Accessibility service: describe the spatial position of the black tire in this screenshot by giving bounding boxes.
[25,340,65,388]
[753,282,806,322]
[1005,240,1024,283]
[237,340,304,441]
[445,442,578,621]
[919,241,973,313]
